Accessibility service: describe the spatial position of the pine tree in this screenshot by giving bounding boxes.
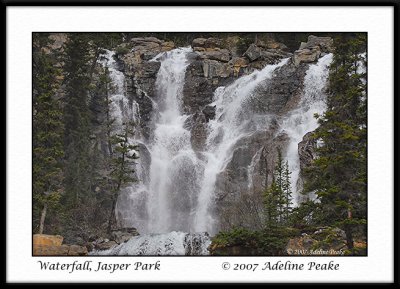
[32,33,64,234]
[107,122,139,233]
[263,180,280,228]
[62,33,93,207]
[304,33,367,251]
[263,148,293,227]
[282,160,293,222]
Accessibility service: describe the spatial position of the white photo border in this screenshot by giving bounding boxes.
[6,6,394,283]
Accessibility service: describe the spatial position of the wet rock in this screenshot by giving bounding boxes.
[244,44,262,61]
[202,59,231,78]
[110,228,140,244]
[298,131,317,171]
[182,60,235,116]
[260,49,292,64]
[250,61,307,114]
[95,240,118,251]
[138,61,161,78]
[202,105,216,122]
[68,244,88,256]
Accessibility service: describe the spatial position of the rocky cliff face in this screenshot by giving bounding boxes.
[107,34,332,232]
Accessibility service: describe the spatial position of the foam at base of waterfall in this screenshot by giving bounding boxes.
[89,231,211,256]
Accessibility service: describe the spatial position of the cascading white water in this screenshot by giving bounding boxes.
[279,53,333,204]
[98,50,140,127]
[193,58,289,233]
[98,46,332,255]
[146,47,201,233]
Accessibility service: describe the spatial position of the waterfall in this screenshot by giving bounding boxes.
[146,47,200,233]
[193,58,289,233]
[279,53,333,204]
[97,46,331,255]
[98,50,139,127]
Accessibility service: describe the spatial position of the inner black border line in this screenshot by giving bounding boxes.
[31,31,368,258]
[4,1,398,286]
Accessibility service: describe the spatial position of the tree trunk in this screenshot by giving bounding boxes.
[344,206,354,250]
[344,225,354,250]
[38,203,47,234]
[107,196,117,234]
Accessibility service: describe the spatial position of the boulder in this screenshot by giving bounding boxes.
[130,37,164,60]
[161,41,175,52]
[244,44,262,61]
[229,57,249,76]
[33,234,63,246]
[33,244,70,256]
[256,38,289,51]
[201,49,231,62]
[224,36,241,57]
[68,244,88,256]
[202,59,231,78]
[298,131,317,171]
[110,228,139,244]
[131,37,162,45]
[299,41,307,50]
[204,38,224,49]
[192,38,207,48]
[192,37,224,50]
[292,46,321,66]
[95,240,118,251]
[202,105,216,122]
[32,234,88,256]
[302,35,334,53]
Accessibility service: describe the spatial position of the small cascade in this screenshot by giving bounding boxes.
[279,53,333,204]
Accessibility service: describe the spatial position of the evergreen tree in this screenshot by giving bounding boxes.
[107,122,139,232]
[304,33,367,250]
[263,148,293,227]
[32,33,64,234]
[282,160,293,222]
[62,33,93,207]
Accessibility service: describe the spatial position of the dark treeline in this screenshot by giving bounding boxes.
[33,33,138,244]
